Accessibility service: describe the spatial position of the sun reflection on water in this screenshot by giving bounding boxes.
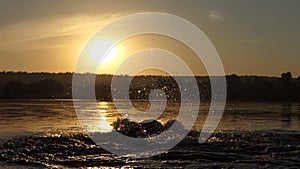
[96,102,113,133]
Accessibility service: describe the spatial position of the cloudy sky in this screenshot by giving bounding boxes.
[0,0,299,76]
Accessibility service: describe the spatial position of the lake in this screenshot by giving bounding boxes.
[1,100,300,168]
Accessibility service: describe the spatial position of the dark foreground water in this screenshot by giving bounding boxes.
[0,100,300,168]
[1,130,300,168]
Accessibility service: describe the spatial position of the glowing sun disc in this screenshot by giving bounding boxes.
[89,40,118,64]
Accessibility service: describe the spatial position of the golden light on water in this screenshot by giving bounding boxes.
[97,102,113,133]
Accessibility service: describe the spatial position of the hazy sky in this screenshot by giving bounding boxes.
[0,0,299,76]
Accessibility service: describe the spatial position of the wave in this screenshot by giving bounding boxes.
[1,120,300,168]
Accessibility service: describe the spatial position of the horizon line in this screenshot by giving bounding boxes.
[0,70,294,78]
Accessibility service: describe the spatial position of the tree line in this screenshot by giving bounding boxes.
[0,72,300,101]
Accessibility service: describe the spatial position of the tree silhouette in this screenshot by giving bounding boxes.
[297,76,300,97]
[1,72,300,100]
[4,80,28,98]
[281,72,292,83]
[38,79,64,97]
[281,72,294,100]
[226,74,242,100]
[3,79,64,98]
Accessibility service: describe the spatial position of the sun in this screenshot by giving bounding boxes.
[89,40,119,64]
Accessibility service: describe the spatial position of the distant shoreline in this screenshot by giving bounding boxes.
[1,72,300,101]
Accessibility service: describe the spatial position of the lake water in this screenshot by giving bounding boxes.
[1,100,300,168]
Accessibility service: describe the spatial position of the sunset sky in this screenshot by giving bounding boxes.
[0,0,299,76]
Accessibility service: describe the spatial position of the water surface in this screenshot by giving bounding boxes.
[0,100,300,168]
